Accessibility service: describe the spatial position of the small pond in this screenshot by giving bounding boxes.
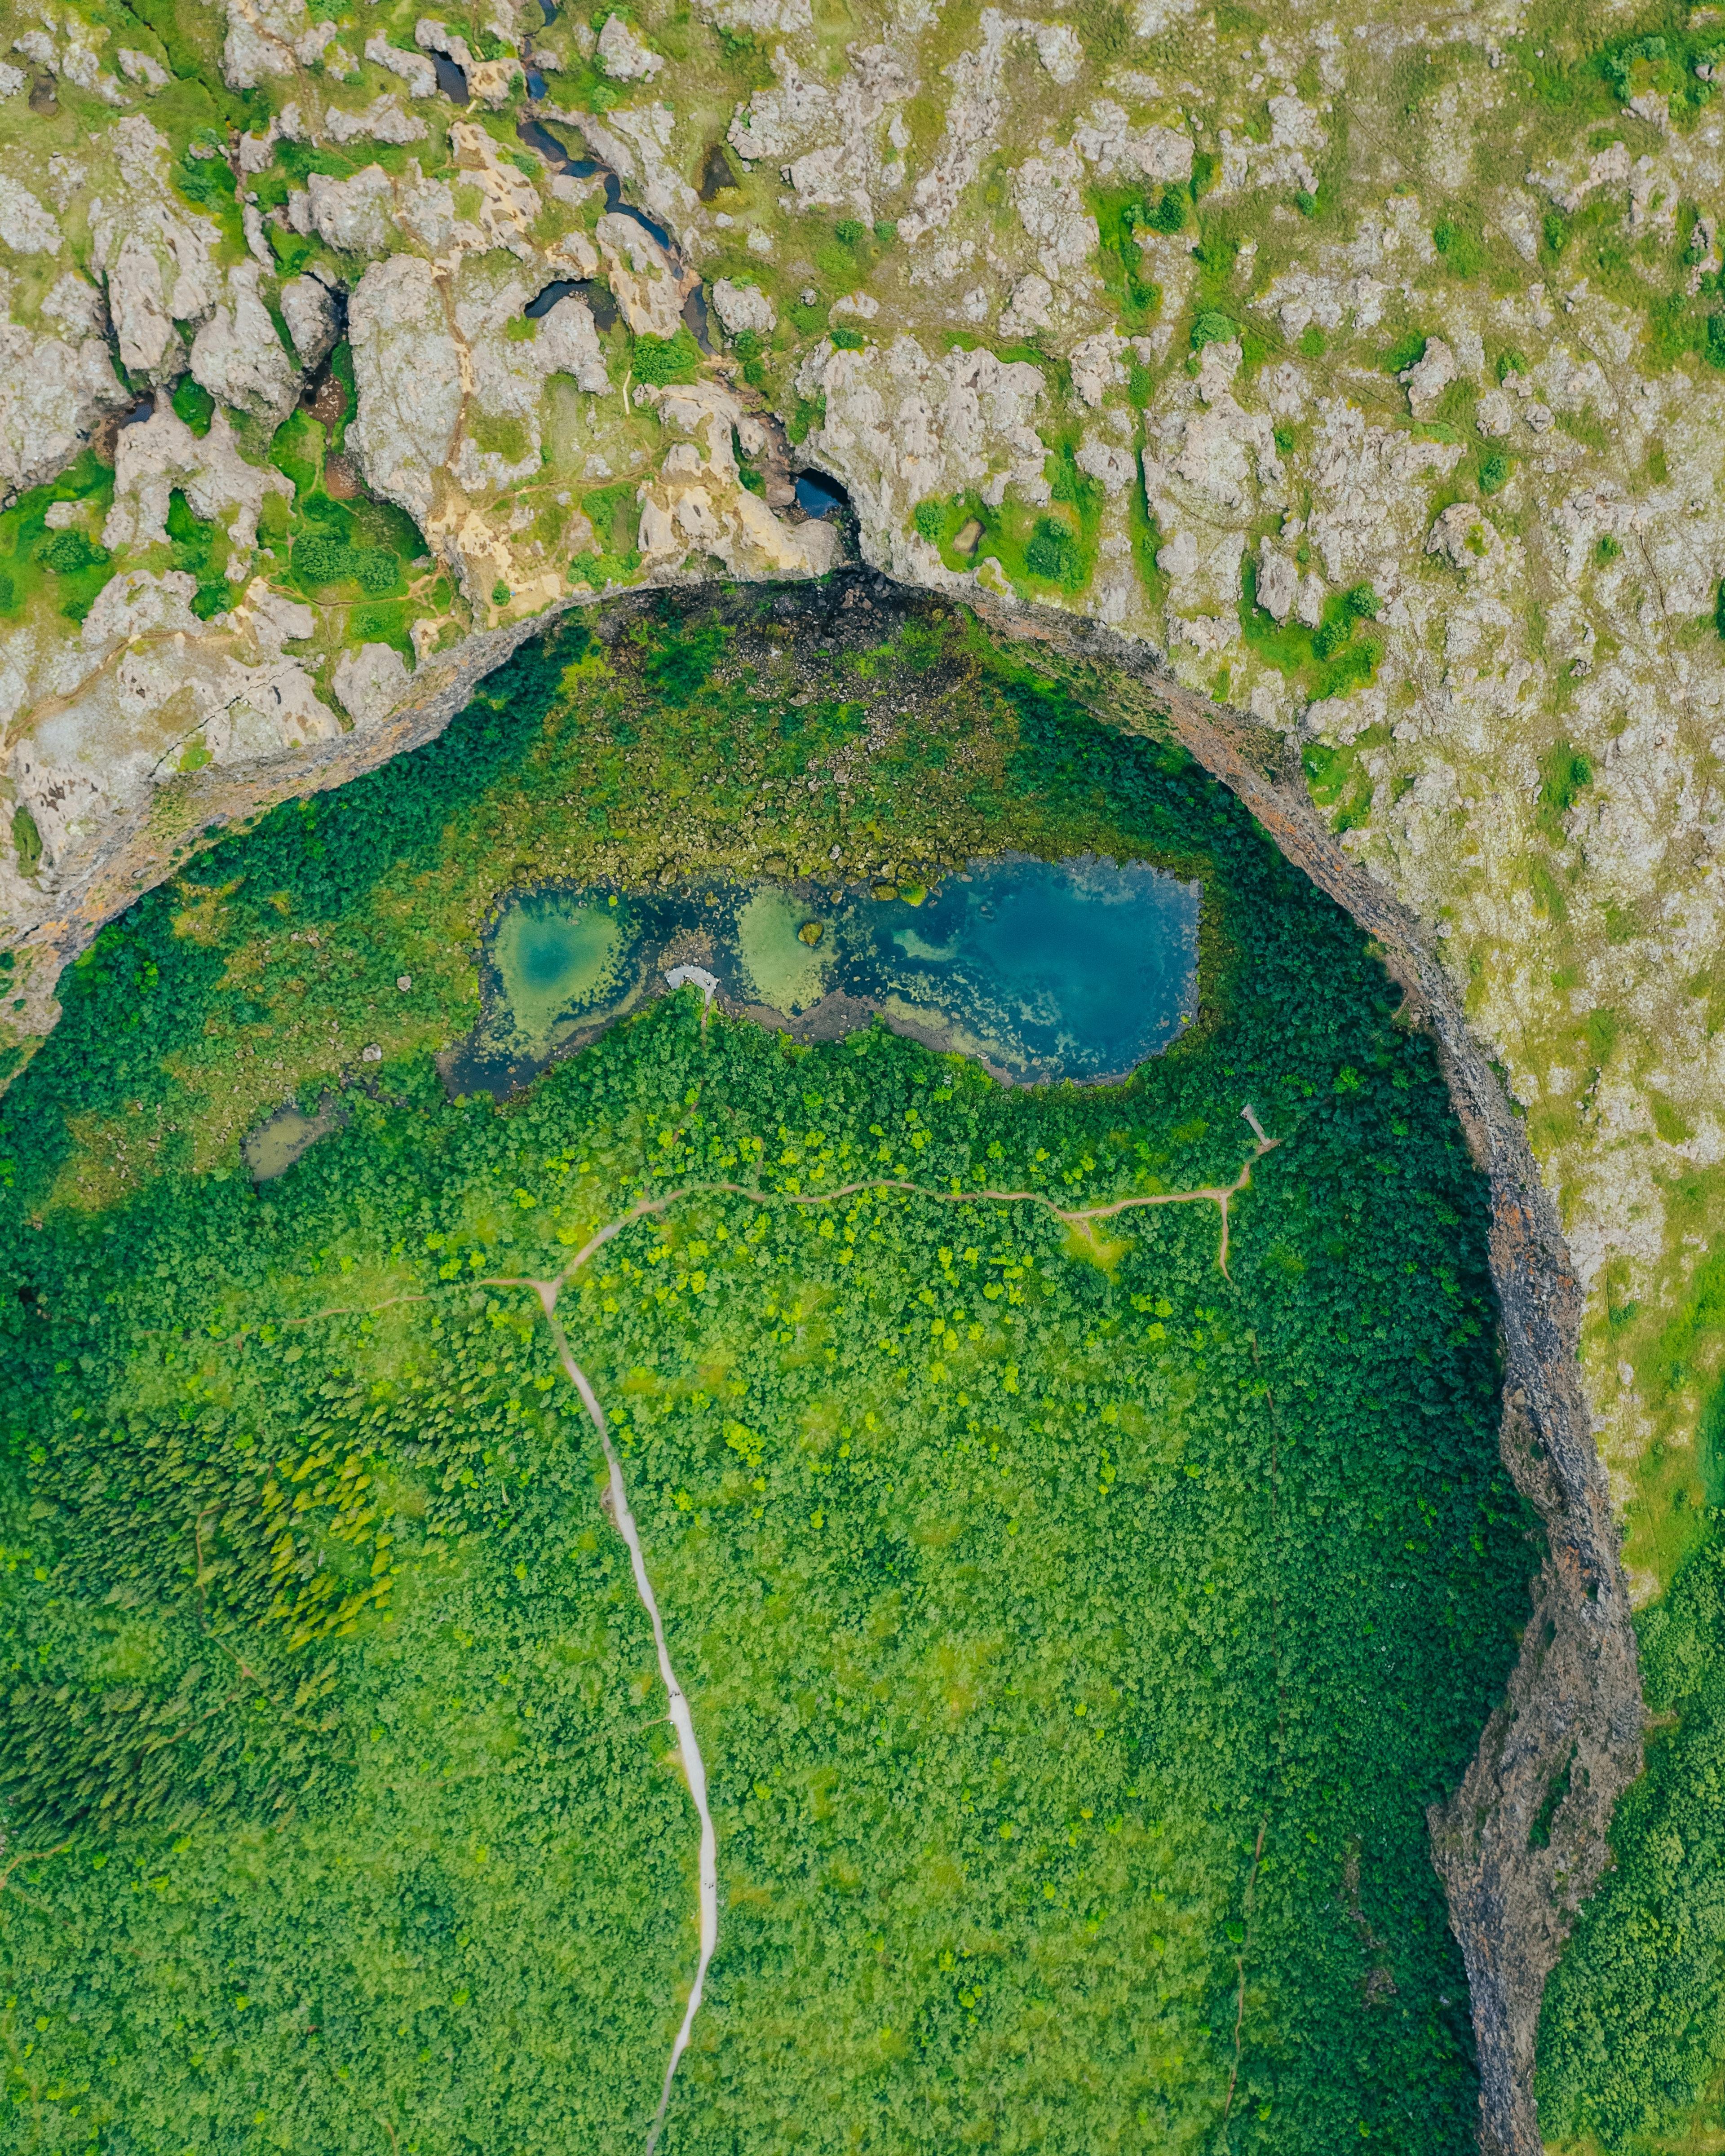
[444,855,1201,1098]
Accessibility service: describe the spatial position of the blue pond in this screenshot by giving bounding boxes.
[447,854,1200,1097]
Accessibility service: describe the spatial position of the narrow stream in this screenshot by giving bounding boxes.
[545,1307,718,2151]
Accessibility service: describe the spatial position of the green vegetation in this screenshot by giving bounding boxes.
[0,453,116,626]
[0,599,1532,2152]
[1540,1523,1725,2146]
[632,328,705,386]
[1240,566,1384,708]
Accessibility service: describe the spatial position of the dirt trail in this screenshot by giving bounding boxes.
[482,1122,1276,2145]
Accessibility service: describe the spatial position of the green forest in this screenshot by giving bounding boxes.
[0,596,1537,2151]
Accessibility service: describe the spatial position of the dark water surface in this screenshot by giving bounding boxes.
[445,856,1200,1097]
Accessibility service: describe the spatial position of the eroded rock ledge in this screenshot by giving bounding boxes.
[0,567,1643,2155]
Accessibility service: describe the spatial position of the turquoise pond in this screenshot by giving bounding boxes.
[446,855,1202,1096]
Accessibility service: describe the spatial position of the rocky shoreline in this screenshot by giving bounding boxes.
[0,566,1643,2153]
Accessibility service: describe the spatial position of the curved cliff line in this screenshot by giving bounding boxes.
[969,590,1645,2156]
[0,567,1644,2156]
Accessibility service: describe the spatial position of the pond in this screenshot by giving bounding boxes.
[443,854,1201,1098]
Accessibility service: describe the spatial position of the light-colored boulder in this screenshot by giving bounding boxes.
[0,176,62,255]
[710,278,776,337]
[222,0,307,86]
[1070,330,1127,409]
[308,166,397,254]
[345,253,464,525]
[189,262,302,426]
[1256,540,1298,623]
[103,403,292,553]
[595,212,687,338]
[332,641,412,725]
[206,660,341,759]
[597,13,663,78]
[279,275,341,370]
[326,96,428,146]
[1401,336,1458,420]
[794,336,1048,574]
[1071,101,1193,182]
[535,293,610,393]
[116,47,169,89]
[1075,434,1136,497]
[0,312,127,497]
[365,35,438,96]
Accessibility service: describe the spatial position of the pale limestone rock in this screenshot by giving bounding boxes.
[1400,336,1458,420]
[116,48,169,89]
[447,122,544,253]
[87,127,225,383]
[1012,146,1098,284]
[1257,540,1298,623]
[1075,435,1136,497]
[711,278,777,336]
[206,661,340,760]
[333,641,412,725]
[346,253,464,526]
[38,274,104,339]
[1000,274,1053,338]
[597,13,663,79]
[632,378,839,578]
[415,18,472,62]
[1032,23,1083,83]
[1070,330,1127,409]
[223,0,306,86]
[702,0,810,27]
[79,567,203,654]
[1295,570,1324,629]
[1427,500,1505,572]
[0,307,127,496]
[1476,387,1514,437]
[897,12,1033,248]
[726,42,914,221]
[103,404,292,553]
[1071,101,1192,183]
[364,35,438,97]
[796,336,1048,575]
[280,275,341,370]
[239,583,315,656]
[190,262,302,426]
[308,166,397,254]
[596,212,686,338]
[534,293,610,393]
[0,176,62,255]
[0,62,24,97]
[326,96,428,146]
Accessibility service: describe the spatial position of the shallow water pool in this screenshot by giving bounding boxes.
[446,854,1200,1096]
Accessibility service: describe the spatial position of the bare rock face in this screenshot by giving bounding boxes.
[595,11,663,79]
[1256,539,1298,625]
[103,404,292,553]
[189,262,303,427]
[710,278,776,337]
[797,337,1048,572]
[307,165,397,254]
[0,300,127,497]
[345,253,464,526]
[1402,335,1459,420]
[279,274,341,371]
[594,212,688,338]
[333,641,412,725]
[84,119,224,386]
